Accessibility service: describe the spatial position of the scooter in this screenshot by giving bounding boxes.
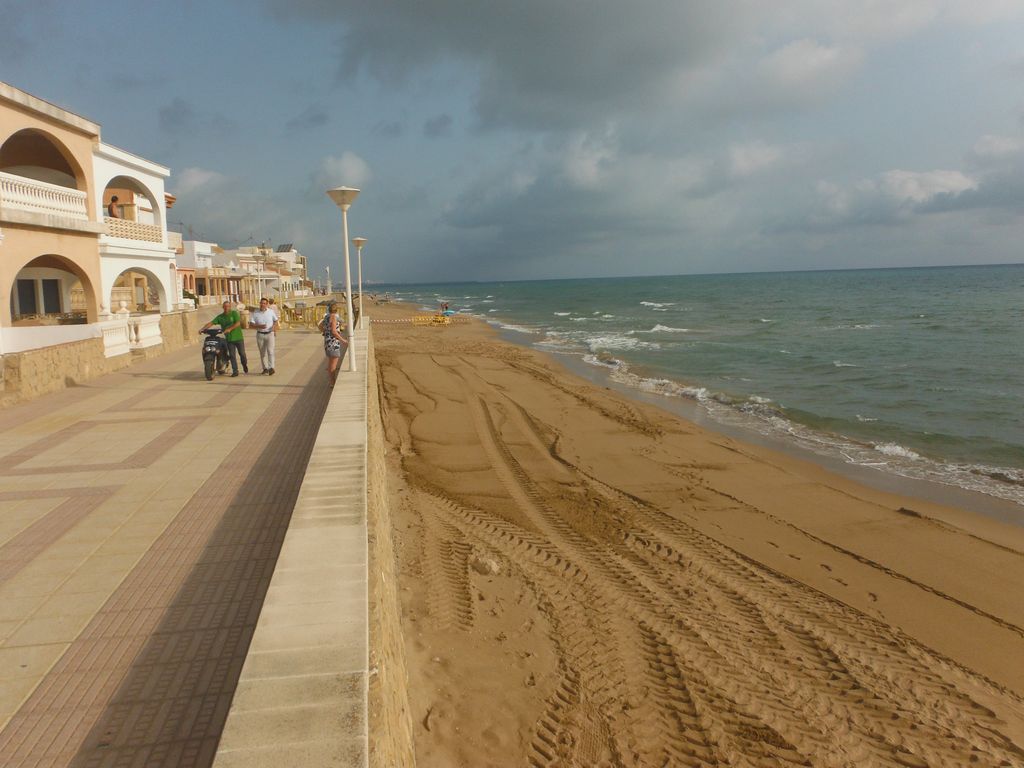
[200,328,229,381]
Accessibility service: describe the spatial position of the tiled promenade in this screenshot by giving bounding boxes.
[0,327,340,767]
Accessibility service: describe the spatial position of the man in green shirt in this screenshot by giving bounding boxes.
[200,301,249,377]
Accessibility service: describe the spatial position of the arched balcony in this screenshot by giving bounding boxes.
[0,129,89,222]
[102,175,164,243]
[8,254,98,325]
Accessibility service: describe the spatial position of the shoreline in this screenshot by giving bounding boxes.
[485,320,1024,528]
[370,299,1024,765]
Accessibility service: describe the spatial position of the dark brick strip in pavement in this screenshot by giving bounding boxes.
[0,342,331,767]
[100,385,172,414]
[0,489,117,584]
[0,418,203,477]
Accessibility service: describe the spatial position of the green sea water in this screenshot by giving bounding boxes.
[381,264,1024,507]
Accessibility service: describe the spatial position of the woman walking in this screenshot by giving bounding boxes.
[323,302,348,387]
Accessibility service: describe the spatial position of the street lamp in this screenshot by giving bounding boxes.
[325,186,359,372]
[352,237,367,330]
[325,265,331,295]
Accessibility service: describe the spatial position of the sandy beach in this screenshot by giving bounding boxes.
[369,300,1024,767]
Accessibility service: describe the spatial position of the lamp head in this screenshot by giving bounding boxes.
[326,186,360,210]
[352,237,367,249]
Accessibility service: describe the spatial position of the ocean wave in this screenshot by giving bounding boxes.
[586,334,660,352]
[833,361,859,368]
[759,318,774,323]
[632,324,692,334]
[553,312,571,316]
[856,414,878,422]
[641,301,676,308]
[873,442,922,460]
[824,323,883,331]
[495,322,538,334]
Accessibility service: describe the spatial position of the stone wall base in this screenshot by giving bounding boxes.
[367,330,417,767]
[0,310,200,407]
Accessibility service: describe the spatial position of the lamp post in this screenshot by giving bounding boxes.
[325,265,331,296]
[352,237,367,330]
[325,186,360,372]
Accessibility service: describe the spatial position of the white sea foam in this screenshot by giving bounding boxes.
[553,312,571,316]
[825,323,883,331]
[760,318,773,323]
[480,299,494,303]
[488,309,499,312]
[498,323,538,334]
[833,361,859,368]
[586,334,660,352]
[873,442,922,460]
[640,301,676,308]
[634,324,692,334]
[856,414,878,422]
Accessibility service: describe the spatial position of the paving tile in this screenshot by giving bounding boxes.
[0,330,367,767]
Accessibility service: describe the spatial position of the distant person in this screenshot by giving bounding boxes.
[200,301,248,376]
[250,297,279,375]
[107,195,120,218]
[322,301,348,387]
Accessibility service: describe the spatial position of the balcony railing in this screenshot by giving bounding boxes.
[0,171,88,220]
[104,216,163,242]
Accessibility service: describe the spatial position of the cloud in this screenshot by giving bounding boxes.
[158,98,195,134]
[0,0,62,65]
[315,152,373,191]
[286,103,330,131]
[754,39,864,103]
[158,97,236,136]
[173,167,227,195]
[971,134,1024,159]
[269,1,760,130]
[880,169,978,203]
[422,113,453,138]
[372,120,404,138]
[729,141,783,178]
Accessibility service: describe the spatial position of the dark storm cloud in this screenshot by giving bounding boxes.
[422,113,453,138]
[158,98,195,134]
[372,120,404,138]
[267,1,757,131]
[158,97,237,136]
[286,103,330,131]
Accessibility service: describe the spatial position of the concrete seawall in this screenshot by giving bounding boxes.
[212,325,416,766]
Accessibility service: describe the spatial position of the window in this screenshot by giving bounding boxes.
[42,279,61,314]
[16,279,37,315]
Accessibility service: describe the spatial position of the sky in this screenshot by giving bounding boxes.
[3,0,1024,283]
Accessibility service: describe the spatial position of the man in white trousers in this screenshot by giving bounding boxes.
[250,297,279,375]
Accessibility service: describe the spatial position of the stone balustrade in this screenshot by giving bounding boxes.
[128,313,162,349]
[104,216,163,242]
[99,319,132,358]
[0,171,88,220]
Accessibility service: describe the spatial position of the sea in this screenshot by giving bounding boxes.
[376,264,1024,511]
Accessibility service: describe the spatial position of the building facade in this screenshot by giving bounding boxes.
[0,81,185,363]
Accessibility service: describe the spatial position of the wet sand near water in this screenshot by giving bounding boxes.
[369,301,1024,767]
